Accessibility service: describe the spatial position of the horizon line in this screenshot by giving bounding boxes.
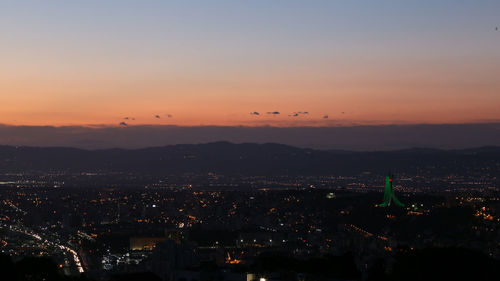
[1,141,499,152]
[2,120,500,129]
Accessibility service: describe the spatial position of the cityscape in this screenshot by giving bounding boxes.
[0,144,499,280]
[1,1,500,280]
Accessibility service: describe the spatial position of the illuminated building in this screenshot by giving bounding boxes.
[378,175,404,207]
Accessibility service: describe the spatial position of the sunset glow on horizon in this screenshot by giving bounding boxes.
[1,0,500,127]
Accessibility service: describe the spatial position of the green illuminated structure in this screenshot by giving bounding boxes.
[379,175,404,207]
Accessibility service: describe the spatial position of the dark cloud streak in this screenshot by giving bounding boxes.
[0,123,499,151]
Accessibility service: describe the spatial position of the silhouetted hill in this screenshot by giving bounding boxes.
[0,142,499,176]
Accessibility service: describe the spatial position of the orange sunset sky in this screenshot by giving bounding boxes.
[1,1,499,127]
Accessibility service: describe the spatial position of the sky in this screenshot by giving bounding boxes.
[1,0,500,127]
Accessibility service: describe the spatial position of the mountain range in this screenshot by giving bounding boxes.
[1,142,499,176]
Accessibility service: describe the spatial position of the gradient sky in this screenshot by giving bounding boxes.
[1,0,499,127]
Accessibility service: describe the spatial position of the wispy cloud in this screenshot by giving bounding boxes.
[266,111,280,115]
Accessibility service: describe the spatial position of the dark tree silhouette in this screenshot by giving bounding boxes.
[389,247,500,281]
[109,272,162,281]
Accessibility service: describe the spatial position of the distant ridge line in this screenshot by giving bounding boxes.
[0,142,499,176]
